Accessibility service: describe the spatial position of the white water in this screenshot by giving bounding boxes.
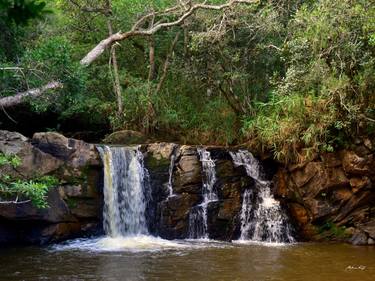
[188,148,218,239]
[167,152,177,198]
[230,150,294,243]
[97,146,148,237]
[91,146,181,251]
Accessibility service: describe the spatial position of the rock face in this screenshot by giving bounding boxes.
[143,145,253,240]
[1,130,374,246]
[275,142,375,245]
[0,131,102,245]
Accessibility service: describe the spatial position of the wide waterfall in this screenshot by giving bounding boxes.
[97,146,149,237]
[188,148,218,239]
[230,150,294,243]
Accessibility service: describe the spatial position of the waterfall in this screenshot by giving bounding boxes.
[166,146,178,198]
[230,150,294,243]
[97,146,149,237]
[188,148,218,239]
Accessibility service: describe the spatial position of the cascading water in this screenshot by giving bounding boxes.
[188,148,218,239]
[97,146,149,237]
[166,146,178,198]
[230,150,294,243]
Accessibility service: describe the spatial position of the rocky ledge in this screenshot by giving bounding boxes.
[275,141,375,245]
[0,131,102,245]
[0,130,374,246]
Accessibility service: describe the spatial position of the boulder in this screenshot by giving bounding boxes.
[173,149,202,189]
[146,143,178,160]
[0,130,63,178]
[350,230,368,246]
[32,132,101,168]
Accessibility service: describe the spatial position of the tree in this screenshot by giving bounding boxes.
[0,0,258,108]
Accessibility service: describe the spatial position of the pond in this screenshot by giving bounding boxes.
[0,236,374,281]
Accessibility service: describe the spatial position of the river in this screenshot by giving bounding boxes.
[0,239,374,281]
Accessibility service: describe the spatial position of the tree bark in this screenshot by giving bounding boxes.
[105,0,123,115]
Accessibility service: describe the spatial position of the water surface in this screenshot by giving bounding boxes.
[1,239,374,281]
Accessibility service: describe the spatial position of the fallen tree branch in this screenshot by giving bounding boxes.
[0,81,63,108]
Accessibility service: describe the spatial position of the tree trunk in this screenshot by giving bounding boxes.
[105,0,123,115]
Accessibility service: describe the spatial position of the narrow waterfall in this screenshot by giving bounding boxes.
[188,148,218,239]
[97,146,149,237]
[166,154,176,197]
[230,150,294,243]
[166,146,178,198]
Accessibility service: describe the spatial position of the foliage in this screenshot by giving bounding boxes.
[0,153,58,208]
[0,0,49,25]
[318,220,350,240]
[0,153,21,168]
[0,0,374,162]
[243,0,375,162]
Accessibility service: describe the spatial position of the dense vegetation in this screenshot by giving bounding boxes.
[0,0,374,163]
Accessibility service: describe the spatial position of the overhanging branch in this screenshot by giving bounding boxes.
[80,0,258,66]
[0,81,63,108]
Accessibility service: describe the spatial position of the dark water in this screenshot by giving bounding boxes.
[0,240,374,281]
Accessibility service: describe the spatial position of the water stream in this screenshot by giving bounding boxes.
[97,146,149,237]
[230,150,294,243]
[166,147,178,198]
[188,148,218,239]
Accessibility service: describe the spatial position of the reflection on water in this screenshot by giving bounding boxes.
[0,240,374,281]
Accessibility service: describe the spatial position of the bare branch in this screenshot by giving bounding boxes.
[0,81,63,108]
[81,0,258,66]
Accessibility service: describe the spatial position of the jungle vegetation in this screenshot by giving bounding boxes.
[0,0,374,163]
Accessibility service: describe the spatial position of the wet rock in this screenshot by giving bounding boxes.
[350,230,368,245]
[39,222,82,243]
[158,194,200,239]
[173,151,202,189]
